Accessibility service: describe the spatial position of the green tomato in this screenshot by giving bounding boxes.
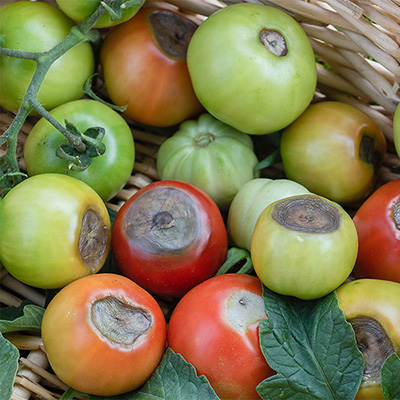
[251,194,358,300]
[0,1,95,113]
[156,113,259,211]
[227,178,310,251]
[0,174,111,289]
[23,99,135,202]
[187,3,317,135]
[55,0,145,28]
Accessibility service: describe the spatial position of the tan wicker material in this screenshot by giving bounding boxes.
[1,0,400,398]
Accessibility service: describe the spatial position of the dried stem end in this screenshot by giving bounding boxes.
[91,296,152,347]
[271,195,341,233]
[79,209,109,272]
[349,316,395,386]
[259,29,287,57]
[123,187,201,254]
[148,10,197,59]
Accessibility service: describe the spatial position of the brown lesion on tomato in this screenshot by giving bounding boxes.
[348,316,395,386]
[359,135,385,173]
[91,296,152,347]
[259,29,287,57]
[79,209,109,272]
[271,195,341,233]
[122,187,201,254]
[148,10,198,59]
[393,201,400,230]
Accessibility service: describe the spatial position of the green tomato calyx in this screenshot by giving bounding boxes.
[123,187,200,254]
[271,195,340,233]
[149,10,197,59]
[79,209,109,272]
[91,296,152,347]
[349,316,395,387]
[193,131,216,148]
[259,29,287,57]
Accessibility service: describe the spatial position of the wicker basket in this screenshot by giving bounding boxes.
[1,0,400,399]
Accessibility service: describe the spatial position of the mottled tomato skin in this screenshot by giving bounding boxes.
[111,180,228,297]
[100,7,204,127]
[167,274,275,400]
[353,179,400,283]
[41,273,167,396]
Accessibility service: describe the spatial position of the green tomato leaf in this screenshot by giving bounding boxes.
[381,353,400,400]
[0,300,45,333]
[134,348,219,400]
[257,287,364,400]
[0,333,19,400]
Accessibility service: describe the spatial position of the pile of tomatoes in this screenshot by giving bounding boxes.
[1,0,400,399]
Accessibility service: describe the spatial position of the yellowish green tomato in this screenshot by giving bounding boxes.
[55,0,145,28]
[251,194,358,300]
[336,279,400,399]
[0,174,111,289]
[0,1,95,113]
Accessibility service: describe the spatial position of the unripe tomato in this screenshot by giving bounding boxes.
[0,1,95,113]
[42,273,167,396]
[0,174,111,289]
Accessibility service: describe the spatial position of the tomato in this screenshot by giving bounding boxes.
[55,0,145,28]
[227,178,310,251]
[0,1,95,113]
[0,174,111,289]
[111,180,228,298]
[167,273,275,400]
[100,7,204,127]
[352,179,400,283]
[23,99,135,202]
[393,102,400,158]
[157,113,259,211]
[41,273,167,396]
[336,279,400,399]
[251,194,358,300]
[280,101,387,205]
[186,3,316,135]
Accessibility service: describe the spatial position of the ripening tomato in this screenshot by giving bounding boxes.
[352,179,400,283]
[100,7,204,127]
[167,273,275,400]
[0,1,95,113]
[41,273,167,396]
[111,180,228,297]
[0,174,111,289]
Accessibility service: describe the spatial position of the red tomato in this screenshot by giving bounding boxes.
[100,7,204,127]
[352,179,400,283]
[111,180,228,297]
[167,273,275,400]
[41,273,167,396]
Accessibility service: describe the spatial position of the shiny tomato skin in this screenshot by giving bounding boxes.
[100,7,204,127]
[111,180,228,298]
[353,179,400,283]
[167,273,275,400]
[0,1,95,113]
[41,273,167,396]
[23,99,135,202]
[0,174,111,289]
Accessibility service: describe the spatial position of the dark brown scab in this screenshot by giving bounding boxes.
[259,29,287,57]
[91,296,152,347]
[393,201,400,230]
[271,195,341,233]
[79,209,109,271]
[123,187,200,254]
[148,10,198,59]
[349,316,395,385]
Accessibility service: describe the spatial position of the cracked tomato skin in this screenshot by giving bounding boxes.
[352,179,400,283]
[0,1,95,113]
[111,180,228,297]
[167,273,275,400]
[42,273,167,396]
